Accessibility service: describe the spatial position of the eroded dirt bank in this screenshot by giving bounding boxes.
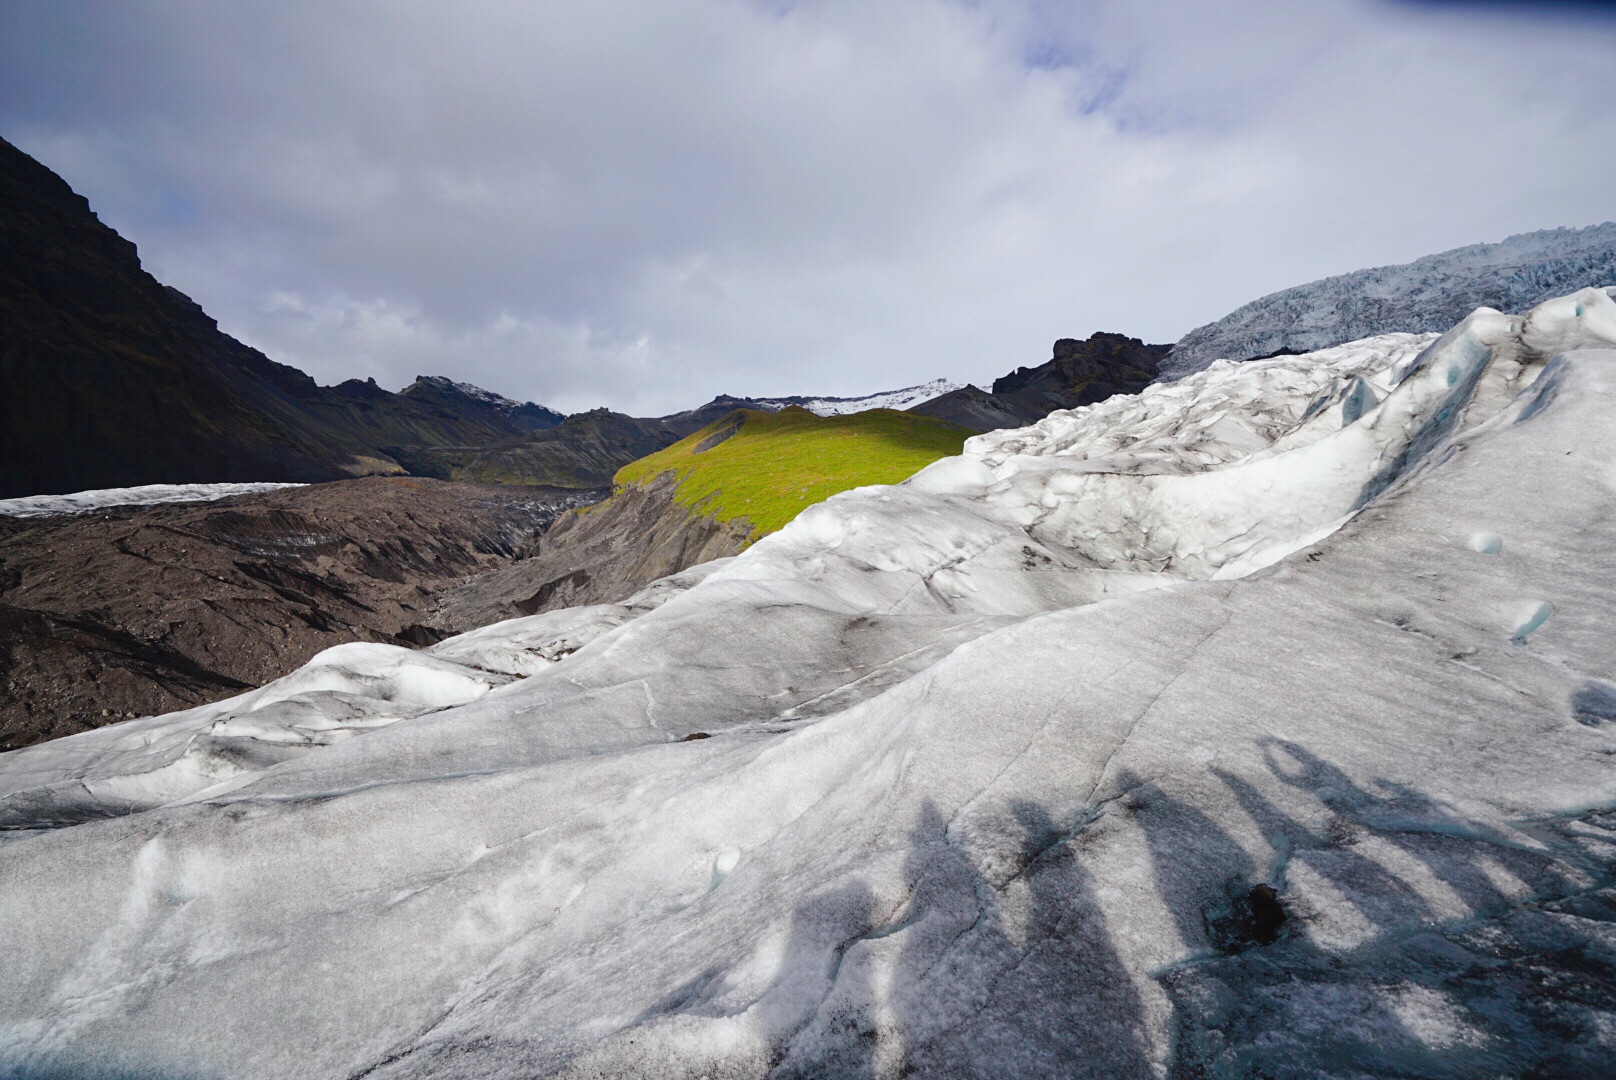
[434,471,751,628]
[0,477,601,749]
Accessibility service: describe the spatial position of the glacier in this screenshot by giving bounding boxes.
[0,482,304,519]
[2,289,1616,1078]
[754,377,970,416]
[1162,222,1616,379]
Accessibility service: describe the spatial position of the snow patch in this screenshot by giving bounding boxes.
[754,378,966,416]
[0,483,303,518]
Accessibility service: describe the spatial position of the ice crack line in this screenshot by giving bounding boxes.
[944,654,1139,845]
[1085,603,1235,806]
[777,621,989,722]
[641,678,659,729]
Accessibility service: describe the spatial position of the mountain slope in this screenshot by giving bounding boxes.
[615,406,972,538]
[0,137,565,498]
[432,471,752,626]
[386,408,679,489]
[905,382,1039,432]
[0,136,1160,496]
[2,289,1613,1076]
[1163,221,1616,377]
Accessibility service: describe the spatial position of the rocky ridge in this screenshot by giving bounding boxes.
[397,376,565,434]
[2,135,1166,503]
[911,332,1170,432]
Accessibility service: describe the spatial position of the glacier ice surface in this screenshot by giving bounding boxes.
[2,290,1616,1078]
[1163,222,1616,377]
[0,482,304,518]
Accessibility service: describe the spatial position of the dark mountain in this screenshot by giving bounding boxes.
[0,137,566,498]
[398,375,564,434]
[0,135,1176,495]
[907,384,1040,432]
[389,408,680,488]
[990,333,1169,417]
[657,394,774,438]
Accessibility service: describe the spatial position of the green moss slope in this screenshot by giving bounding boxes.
[614,406,971,539]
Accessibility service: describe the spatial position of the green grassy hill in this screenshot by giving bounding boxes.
[614,406,972,539]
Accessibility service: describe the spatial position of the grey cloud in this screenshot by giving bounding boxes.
[2,0,1614,415]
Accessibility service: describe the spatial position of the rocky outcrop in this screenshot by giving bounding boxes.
[0,478,599,750]
[991,332,1169,417]
[434,472,751,626]
[905,336,1170,434]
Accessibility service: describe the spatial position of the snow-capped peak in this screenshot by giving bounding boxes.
[401,375,564,430]
[402,374,525,410]
[754,377,965,416]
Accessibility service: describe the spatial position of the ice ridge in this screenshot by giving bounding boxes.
[1163,222,1616,378]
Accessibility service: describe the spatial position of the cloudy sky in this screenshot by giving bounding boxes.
[2,1,1613,415]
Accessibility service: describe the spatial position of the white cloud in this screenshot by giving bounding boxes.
[2,0,1613,414]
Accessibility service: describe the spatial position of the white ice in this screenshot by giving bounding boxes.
[1163,221,1616,377]
[0,482,304,518]
[2,289,1615,1079]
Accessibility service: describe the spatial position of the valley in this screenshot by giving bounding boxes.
[0,478,597,751]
